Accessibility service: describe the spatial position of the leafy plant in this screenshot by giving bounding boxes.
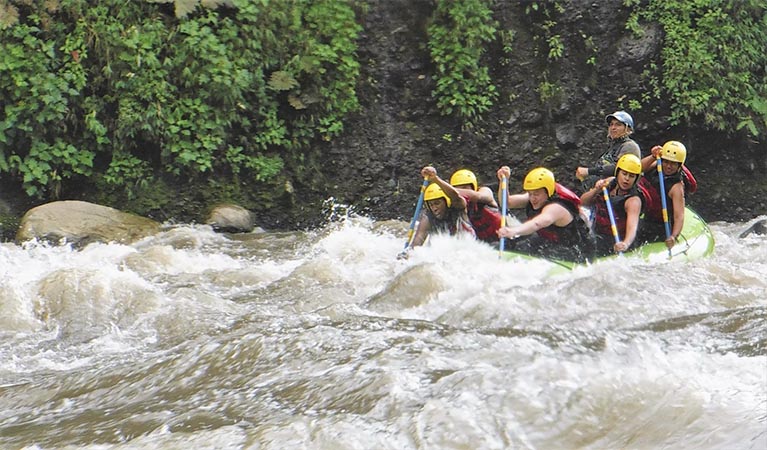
[546,33,564,60]
[428,0,498,127]
[537,77,561,104]
[524,2,566,62]
[627,0,767,139]
[0,16,95,197]
[581,32,597,66]
[0,0,363,201]
[143,0,231,19]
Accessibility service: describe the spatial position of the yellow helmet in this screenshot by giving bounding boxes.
[449,169,478,191]
[661,140,687,164]
[615,154,642,176]
[523,167,555,197]
[424,183,451,207]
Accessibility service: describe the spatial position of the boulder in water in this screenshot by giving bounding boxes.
[739,219,767,238]
[205,203,258,233]
[16,200,161,246]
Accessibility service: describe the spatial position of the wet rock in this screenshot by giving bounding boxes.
[619,24,663,65]
[206,203,256,233]
[555,123,579,149]
[16,200,161,246]
[739,219,767,238]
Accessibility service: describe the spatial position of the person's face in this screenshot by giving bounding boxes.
[607,119,628,139]
[527,188,549,209]
[454,183,474,191]
[616,169,638,190]
[661,158,682,175]
[427,198,448,219]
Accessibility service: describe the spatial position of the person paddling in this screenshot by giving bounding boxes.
[398,166,475,259]
[638,140,690,249]
[496,166,593,263]
[580,154,646,256]
[449,169,502,244]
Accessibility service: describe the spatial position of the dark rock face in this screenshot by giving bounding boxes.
[0,2,763,234]
[309,1,766,226]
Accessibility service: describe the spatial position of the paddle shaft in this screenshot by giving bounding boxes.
[657,157,672,256]
[499,176,508,256]
[404,178,429,249]
[602,186,622,253]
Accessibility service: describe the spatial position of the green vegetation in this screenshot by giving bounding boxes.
[0,0,362,200]
[581,33,597,66]
[537,78,561,104]
[520,0,569,112]
[0,0,764,225]
[427,0,498,127]
[626,0,767,139]
[524,1,565,62]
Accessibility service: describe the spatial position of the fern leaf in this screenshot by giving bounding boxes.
[288,94,307,110]
[0,2,20,28]
[269,71,299,91]
[174,0,199,18]
[201,0,233,8]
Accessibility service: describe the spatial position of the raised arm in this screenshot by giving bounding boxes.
[421,166,467,210]
[580,177,612,206]
[496,166,529,209]
[457,185,498,208]
[641,145,663,172]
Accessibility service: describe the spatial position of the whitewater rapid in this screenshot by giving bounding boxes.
[1,213,765,449]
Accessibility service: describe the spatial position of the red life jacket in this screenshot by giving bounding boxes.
[466,197,502,243]
[555,183,582,208]
[682,165,697,194]
[639,171,682,223]
[636,181,653,213]
[529,183,585,243]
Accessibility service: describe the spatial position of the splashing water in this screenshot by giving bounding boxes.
[0,211,765,449]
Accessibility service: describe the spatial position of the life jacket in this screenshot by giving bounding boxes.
[639,170,683,224]
[597,136,641,167]
[592,178,645,238]
[526,183,589,244]
[555,183,582,208]
[682,165,698,194]
[466,196,502,243]
[580,136,641,192]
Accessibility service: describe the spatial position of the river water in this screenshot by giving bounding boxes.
[1,208,765,450]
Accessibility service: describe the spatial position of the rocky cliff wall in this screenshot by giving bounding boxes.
[0,0,764,237]
[309,0,766,225]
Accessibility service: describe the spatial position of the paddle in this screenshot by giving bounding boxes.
[404,178,429,249]
[602,186,622,255]
[656,156,672,257]
[499,175,508,258]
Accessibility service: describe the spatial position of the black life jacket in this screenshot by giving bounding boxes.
[525,183,589,245]
[639,170,683,224]
[592,178,645,237]
[424,206,476,237]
